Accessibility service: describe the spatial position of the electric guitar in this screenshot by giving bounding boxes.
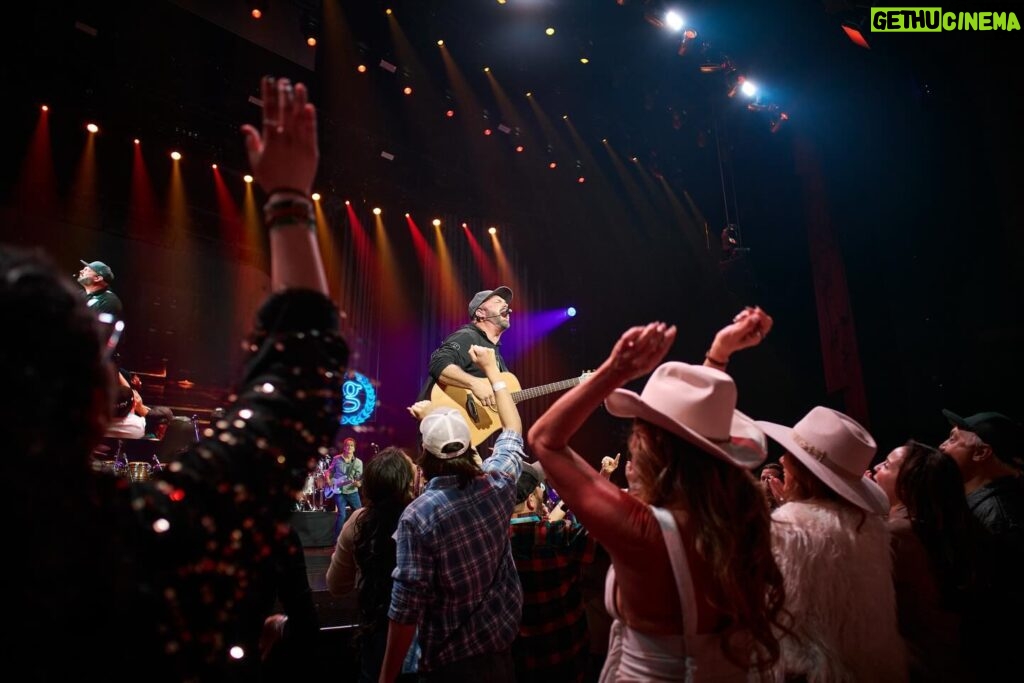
[429,371,592,446]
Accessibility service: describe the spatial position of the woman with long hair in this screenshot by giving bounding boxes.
[871,441,978,681]
[327,447,417,682]
[529,312,787,681]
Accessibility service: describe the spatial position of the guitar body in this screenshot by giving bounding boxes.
[428,370,592,447]
[430,372,523,446]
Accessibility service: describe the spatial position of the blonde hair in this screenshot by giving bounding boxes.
[629,419,785,673]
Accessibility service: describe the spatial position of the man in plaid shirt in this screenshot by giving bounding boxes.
[509,461,597,682]
[380,345,524,682]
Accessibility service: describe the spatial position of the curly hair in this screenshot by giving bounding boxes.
[352,447,415,634]
[628,419,786,674]
[895,441,978,607]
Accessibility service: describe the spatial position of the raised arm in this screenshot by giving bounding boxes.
[469,344,520,434]
[241,76,328,295]
[703,306,773,371]
[528,323,675,528]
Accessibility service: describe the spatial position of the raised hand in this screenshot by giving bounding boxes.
[605,322,677,382]
[708,306,773,362]
[600,452,622,478]
[240,76,318,196]
[468,345,497,373]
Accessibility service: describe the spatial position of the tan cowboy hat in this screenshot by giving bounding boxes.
[604,362,767,469]
[756,406,889,515]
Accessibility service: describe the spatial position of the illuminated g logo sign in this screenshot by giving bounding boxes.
[341,371,377,426]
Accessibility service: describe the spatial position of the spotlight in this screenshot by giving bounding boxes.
[841,19,871,50]
[86,123,99,134]
[566,307,577,318]
[665,11,685,32]
[357,65,367,73]
[461,223,468,229]
[740,80,758,97]
[311,192,321,201]
[488,227,497,235]
[211,163,218,170]
[484,129,492,136]
[404,213,410,218]
[243,174,253,183]
[525,92,532,97]
[301,14,319,47]
[545,27,555,36]
[437,39,444,47]
[580,57,590,64]
[432,218,441,227]
[372,207,382,215]
[170,151,181,161]
[344,200,351,205]
[577,176,585,184]
[515,145,524,153]
[483,67,490,73]
[403,86,413,95]
[446,109,455,118]
[41,104,49,112]
[726,72,746,98]
[133,138,140,145]
[549,162,557,169]
[678,28,698,56]
[247,1,265,20]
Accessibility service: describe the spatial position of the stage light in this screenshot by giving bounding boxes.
[842,19,871,49]
[567,307,577,317]
[488,227,497,235]
[312,192,321,201]
[357,65,367,73]
[344,200,351,205]
[678,28,698,56]
[461,222,468,228]
[740,80,758,97]
[41,104,49,112]
[577,176,585,183]
[665,11,684,32]
[170,151,181,161]
[437,39,444,46]
[484,129,492,136]
[372,207,382,215]
[515,145,524,153]
[601,138,607,143]
[385,8,392,15]
[562,114,568,120]
[211,163,218,170]
[248,1,265,20]
[726,72,745,98]
[483,67,490,73]
[580,57,590,64]
[302,14,319,47]
[404,213,410,218]
[545,27,556,36]
[243,174,253,183]
[770,112,789,134]
[446,109,455,118]
[432,218,441,227]
[497,0,506,4]
[403,86,413,95]
[525,92,532,97]
[549,162,557,169]
[133,138,140,145]
[86,123,99,134]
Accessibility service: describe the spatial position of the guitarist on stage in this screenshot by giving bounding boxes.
[326,437,363,541]
[419,286,514,411]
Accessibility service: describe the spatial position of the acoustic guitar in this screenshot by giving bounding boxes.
[429,371,592,446]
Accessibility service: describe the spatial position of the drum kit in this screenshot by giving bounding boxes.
[297,454,332,511]
[90,441,163,482]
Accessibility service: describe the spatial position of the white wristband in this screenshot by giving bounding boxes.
[491,381,508,392]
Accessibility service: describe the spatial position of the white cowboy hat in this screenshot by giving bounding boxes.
[604,362,767,469]
[756,406,889,515]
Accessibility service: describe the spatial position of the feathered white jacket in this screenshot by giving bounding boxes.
[771,500,908,683]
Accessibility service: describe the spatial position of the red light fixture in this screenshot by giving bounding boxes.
[515,145,524,153]
[841,20,871,49]
[446,109,454,118]
[484,129,492,136]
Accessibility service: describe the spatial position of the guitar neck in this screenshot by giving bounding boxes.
[511,377,583,403]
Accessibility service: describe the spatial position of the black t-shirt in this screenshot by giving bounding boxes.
[418,323,509,399]
[86,288,123,318]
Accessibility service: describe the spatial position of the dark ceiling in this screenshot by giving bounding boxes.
[3,0,1022,451]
